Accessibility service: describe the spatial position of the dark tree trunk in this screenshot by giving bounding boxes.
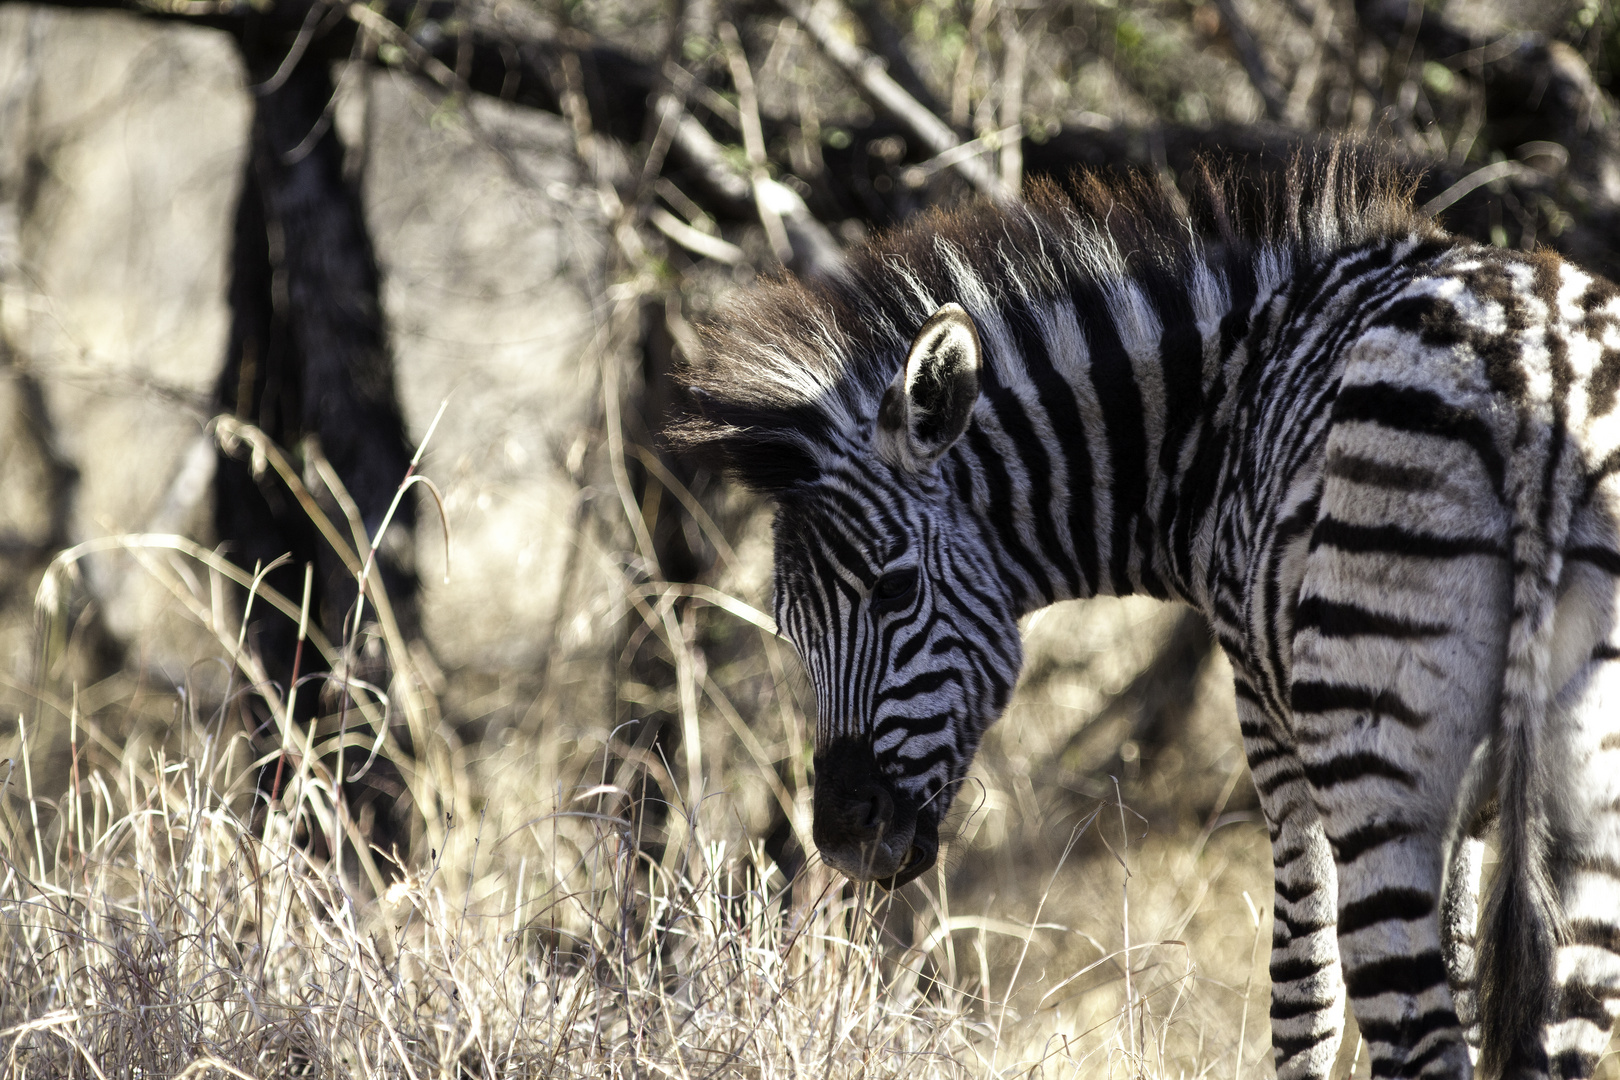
[215,34,417,854]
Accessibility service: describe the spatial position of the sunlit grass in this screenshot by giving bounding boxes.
[0,687,1243,1078]
[0,420,1269,1078]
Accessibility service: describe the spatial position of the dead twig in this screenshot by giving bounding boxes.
[773,0,1012,202]
[720,22,793,263]
[1209,0,1286,122]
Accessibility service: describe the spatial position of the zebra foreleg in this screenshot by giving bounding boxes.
[1243,702,1347,1080]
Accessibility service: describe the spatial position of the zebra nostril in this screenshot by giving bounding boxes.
[860,787,895,833]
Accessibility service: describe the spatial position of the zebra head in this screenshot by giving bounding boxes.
[769,304,1022,888]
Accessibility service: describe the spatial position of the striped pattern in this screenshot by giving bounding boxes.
[674,154,1620,1079]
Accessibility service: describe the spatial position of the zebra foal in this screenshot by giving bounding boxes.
[671,149,1620,1079]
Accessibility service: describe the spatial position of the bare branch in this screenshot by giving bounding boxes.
[720,21,793,263]
[1208,0,1287,123]
[772,0,1012,202]
[998,9,1028,196]
[844,0,947,119]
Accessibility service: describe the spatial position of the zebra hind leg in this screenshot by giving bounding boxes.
[1534,556,1620,1080]
[1439,738,1499,1060]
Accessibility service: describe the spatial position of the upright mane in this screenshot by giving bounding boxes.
[669,143,1433,493]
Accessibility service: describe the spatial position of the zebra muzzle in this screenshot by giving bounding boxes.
[877,830,938,890]
[812,739,937,888]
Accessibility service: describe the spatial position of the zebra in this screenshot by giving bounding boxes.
[670,147,1620,1079]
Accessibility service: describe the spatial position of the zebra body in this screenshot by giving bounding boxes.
[674,155,1620,1078]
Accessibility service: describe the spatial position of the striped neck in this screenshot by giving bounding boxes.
[933,240,1293,616]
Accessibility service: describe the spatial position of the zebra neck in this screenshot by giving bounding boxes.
[940,246,1290,615]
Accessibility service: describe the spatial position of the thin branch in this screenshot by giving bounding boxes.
[998,8,1028,195]
[1421,159,1537,216]
[1209,0,1287,122]
[772,0,1012,202]
[648,207,746,263]
[845,0,947,119]
[720,22,793,263]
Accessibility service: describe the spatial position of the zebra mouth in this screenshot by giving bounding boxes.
[812,737,938,887]
[877,836,937,891]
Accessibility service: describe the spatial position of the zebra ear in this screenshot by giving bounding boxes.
[878,303,982,473]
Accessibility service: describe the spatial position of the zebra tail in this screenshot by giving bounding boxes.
[1477,436,1573,1079]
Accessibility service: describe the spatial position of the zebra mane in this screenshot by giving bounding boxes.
[670,142,1433,494]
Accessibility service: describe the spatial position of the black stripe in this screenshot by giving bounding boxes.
[817,469,909,551]
[1573,851,1620,879]
[1272,1027,1337,1062]
[804,492,882,580]
[1245,742,1293,769]
[1004,296,1099,593]
[1256,766,1308,797]
[1291,681,1428,729]
[1310,517,1504,559]
[1274,239,1411,370]
[1344,950,1447,997]
[1215,249,1258,364]
[1561,980,1620,1026]
[894,740,956,773]
[1237,716,1270,739]
[1325,449,1440,492]
[1072,278,1149,595]
[1568,545,1620,575]
[947,450,976,506]
[1170,415,1228,592]
[1270,953,1333,983]
[1144,271,1205,598]
[1271,838,1314,866]
[800,543,849,665]
[881,668,964,702]
[1275,876,1325,905]
[932,570,1017,667]
[1583,445,1620,502]
[1302,753,1417,791]
[1271,994,1337,1022]
[965,425,1054,604]
[874,710,950,742]
[1330,818,1419,863]
[1356,1007,1459,1047]
[1213,591,1245,634]
[1232,679,1265,708]
[1295,596,1449,639]
[1550,1051,1600,1080]
[1264,488,1321,711]
[1329,381,1504,494]
[1570,918,1620,952]
[977,363,1077,594]
[1381,1035,1467,1079]
[892,609,949,670]
[1274,905,1335,940]
[1337,887,1434,935]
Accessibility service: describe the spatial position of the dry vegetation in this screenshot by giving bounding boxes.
[4,0,1620,1076]
[0,419,1285,1078]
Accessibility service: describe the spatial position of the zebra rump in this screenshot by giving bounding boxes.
[670,145,1620,1079]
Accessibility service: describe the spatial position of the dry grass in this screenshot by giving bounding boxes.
[7,433,1617,1080]
[13,434,1618,1080]
[0,696,1250,1079]
[0,416,1291,1078]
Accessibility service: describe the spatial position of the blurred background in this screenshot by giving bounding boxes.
[0,0,1617,1075]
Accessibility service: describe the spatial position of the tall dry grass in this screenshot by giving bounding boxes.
[0,416,1296,1078]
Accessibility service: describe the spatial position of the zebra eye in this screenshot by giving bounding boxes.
[871,568,919,610]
